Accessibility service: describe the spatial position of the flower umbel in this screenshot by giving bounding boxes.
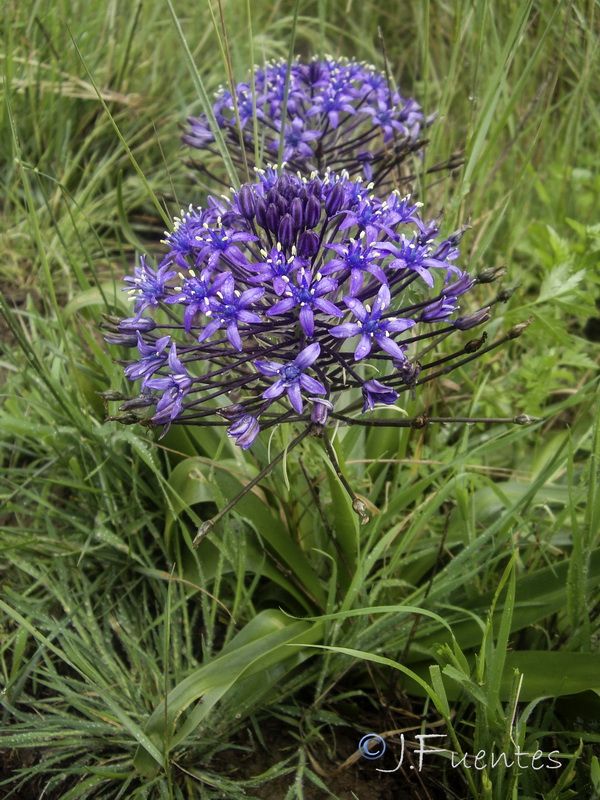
[183,57,439,189]
[106,168,501,448]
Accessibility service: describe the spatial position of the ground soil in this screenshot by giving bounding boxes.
[208,717,464,800]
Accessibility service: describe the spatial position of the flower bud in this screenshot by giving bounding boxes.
[100,313,122,326]
[507,318,533,339]
[237,185,256,219]
[276,194,289,215]
[304,195,321,229]
[118,316,156,332]
[290,197,303,229]
[105,412,141,424]
[278,214,294,249]
[119,394,156,410]
[102,333,138,347]
[477,265,507,284]
[297,230,320,257]
[394,360,421,385]
[352,497,369,523]
[514,414,537,425]
[255,197,268,229]
[308,60,322,85]
[193,519,214,547]
[454,307,491,330]
[495,286,517,303]
[266,203,280,233]
[216,403,245,420]
[464,332,488,352]
[324,182,345,216]
[446,222,472,246]
[310,397,333,425]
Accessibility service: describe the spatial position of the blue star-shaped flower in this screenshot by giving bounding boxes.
[306,87,356,129]
[146,344,193,426]
[321,235,388,296]
[255,343,326,414]
[266,270,342,337]
[387,235,458,287]
[195,222,258,270]
[164,270,232,332]
[198,276,264,351]
[363,101,408,142]
[329,285,414,360]
[361,379,399,412]
[124,332,171,386]
[273,118,321,162]
[123,256,176,316]
[247,245,308,295]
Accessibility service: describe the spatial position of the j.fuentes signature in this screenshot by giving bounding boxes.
[358,733,562,772]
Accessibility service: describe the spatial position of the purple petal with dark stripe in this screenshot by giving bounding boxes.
[263,379,286,400]
[299,374,326,394]
[299,305,315,337]
[294,343,320,369]
[376,334,406,359]
[313,298,343,317]
[267,297,296,316]
[354,334,372,361]
[287,382,303,413]
[329,323,362,338]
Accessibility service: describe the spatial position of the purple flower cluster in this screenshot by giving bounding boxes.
[183,57,431,189]
[105,169,492,449]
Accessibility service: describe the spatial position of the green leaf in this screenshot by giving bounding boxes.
[133,610,323,776]
[410,548,600,659]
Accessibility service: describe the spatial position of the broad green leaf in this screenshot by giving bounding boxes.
[134,610,323,776]
[407,653,600,702]
[410,548,600,659]
[63,283,127,320]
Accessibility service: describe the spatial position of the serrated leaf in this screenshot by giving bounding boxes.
[536,263,586,304]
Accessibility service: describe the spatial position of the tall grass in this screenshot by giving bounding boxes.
[1,1,599,798]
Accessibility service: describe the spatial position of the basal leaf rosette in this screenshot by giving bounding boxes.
[183,56,444,189]
[104,168,493,449]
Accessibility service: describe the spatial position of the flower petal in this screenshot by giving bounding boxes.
[239,287,265,306]
[294,342,321,369]
[197,318,222,342]
[287,382,304,413]
[267,297,296,316]
[255,360,282,376]
[313,298,343,317]
[348,269,364,296]
[354,334,372,361]
[372,284,391,315]
[342,296,368,322]
[226,322,243,351]
[384,317,416,333]
[299,374,326,395]
[376,334,406,359]
[299,305,315,337]
[263,379,286,400]
[329,323,362,338]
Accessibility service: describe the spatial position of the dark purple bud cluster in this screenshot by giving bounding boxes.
[105,168,493,449]
[183,56,432,189]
